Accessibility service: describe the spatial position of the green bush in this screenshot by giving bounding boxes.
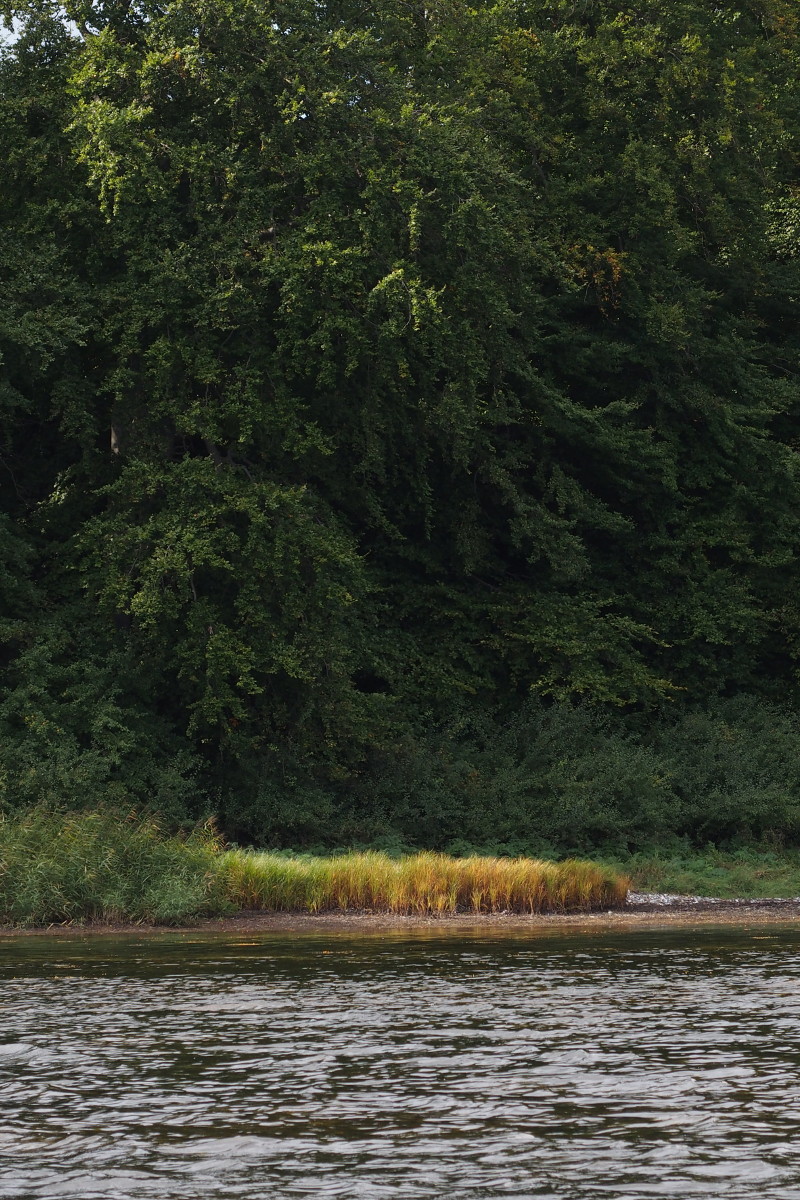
[650,698,800,844]
[330,695,800,855]
[0,634,208,825]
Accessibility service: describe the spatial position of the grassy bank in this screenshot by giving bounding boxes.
[6,809,798,930]
[0,810,628,927]
[612,848,800,899]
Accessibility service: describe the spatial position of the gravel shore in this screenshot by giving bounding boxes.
[626,891,800,911]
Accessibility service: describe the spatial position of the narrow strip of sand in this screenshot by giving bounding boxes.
[4,901,800,937]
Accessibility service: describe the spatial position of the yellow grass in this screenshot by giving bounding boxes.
[217,850,629,915]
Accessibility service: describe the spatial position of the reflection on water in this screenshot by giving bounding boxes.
[2,925,800,1198]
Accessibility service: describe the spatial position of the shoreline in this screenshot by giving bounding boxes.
[4,898,800,937]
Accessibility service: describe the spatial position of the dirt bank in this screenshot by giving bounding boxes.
[4,896,800,937]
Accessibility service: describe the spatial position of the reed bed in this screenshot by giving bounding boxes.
[0,809,628,925]
[0,808,228,926]
[218,850,628,914]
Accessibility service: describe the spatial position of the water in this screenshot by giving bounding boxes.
[2,924,800,1199]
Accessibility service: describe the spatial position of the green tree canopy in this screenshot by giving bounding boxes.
[1,0,799,844]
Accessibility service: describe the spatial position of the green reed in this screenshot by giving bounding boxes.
[0,808,228,926]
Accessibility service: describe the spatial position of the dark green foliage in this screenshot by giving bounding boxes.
[327,695,800,855]
[0,1,799,850]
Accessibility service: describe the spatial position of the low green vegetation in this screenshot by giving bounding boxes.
[5,811,799,929]
[611,848,800,900]
[0,810,628,927]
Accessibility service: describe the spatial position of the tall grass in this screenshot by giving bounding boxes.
[218,849,628,914]
[0,809,628,926]
[0,808,229,926]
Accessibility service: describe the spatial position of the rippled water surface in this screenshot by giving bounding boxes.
[3,924,800,1198]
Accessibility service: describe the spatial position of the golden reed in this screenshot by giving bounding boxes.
[218,850,629,915]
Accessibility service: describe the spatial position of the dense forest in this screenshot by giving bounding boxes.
[1,0,799,853]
